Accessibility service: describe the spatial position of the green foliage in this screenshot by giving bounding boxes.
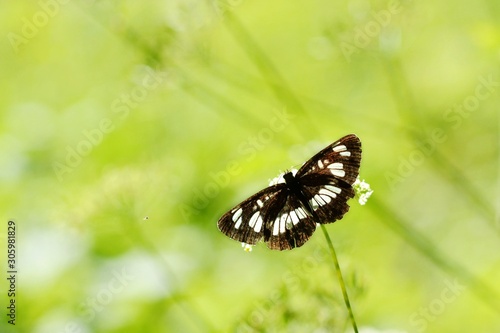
[1,0,500,332]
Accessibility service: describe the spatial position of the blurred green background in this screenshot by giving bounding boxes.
[1,0,499,332]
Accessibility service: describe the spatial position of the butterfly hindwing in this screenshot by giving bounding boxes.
[265,194,317,250]
[217,185,317,250]
[300,174,355,224]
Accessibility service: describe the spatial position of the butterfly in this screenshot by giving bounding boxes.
[217,134,362,250]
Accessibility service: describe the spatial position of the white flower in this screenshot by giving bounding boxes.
[241,243,254,252]
[353,177,373,205]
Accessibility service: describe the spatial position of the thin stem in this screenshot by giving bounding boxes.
[320,224,358,333]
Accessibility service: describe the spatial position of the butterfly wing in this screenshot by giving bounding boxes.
[217,184,317,250]
[218,134,362,250]
[296,134,361,183]
[300,174,356,223]
[265,194,317,250]
[217,184,286,246]
[296,134,362,224]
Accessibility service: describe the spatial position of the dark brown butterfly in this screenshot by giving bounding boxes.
[217,134,362,250]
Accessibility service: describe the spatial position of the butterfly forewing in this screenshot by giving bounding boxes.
[295,134,362,224]
[217,185,286,246]
[296,134,362,185]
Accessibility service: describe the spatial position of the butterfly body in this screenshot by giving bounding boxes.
[218,134,362,250]
[281,171,321,222]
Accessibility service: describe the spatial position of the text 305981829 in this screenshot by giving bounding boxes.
[6,220,17,325]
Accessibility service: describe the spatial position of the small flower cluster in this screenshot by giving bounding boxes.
[241,243,254,252]
[353,177,373,205]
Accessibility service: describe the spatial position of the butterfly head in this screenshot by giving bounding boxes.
[269,168,298,186]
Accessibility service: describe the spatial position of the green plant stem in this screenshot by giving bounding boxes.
[320,224,358,333]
